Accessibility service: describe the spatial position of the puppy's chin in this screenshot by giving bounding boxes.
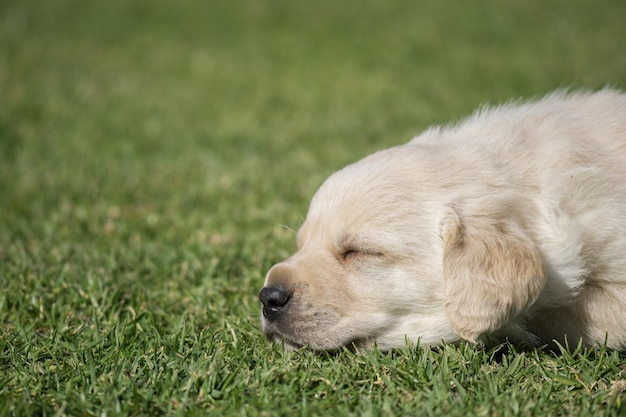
[266,333,304,351]
[266,333,373,353]
[261,317,305,351]
[262,331,321,352]
[262,328,337,352]
[262,319,374,352]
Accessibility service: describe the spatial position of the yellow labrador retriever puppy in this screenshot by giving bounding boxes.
[260,90,626,351]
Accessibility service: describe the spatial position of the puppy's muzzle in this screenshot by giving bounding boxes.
[259,286,292,321]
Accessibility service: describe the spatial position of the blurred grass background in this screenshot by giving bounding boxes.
[1,0,625,415]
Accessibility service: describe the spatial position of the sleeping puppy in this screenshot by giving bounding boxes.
[259,89,626,352]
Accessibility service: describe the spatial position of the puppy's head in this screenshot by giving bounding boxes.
[260,146,545,351]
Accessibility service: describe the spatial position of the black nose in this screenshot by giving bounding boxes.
[259,286,292,321]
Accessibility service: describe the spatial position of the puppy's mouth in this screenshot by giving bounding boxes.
[263,325,373,352]
[267,333,305,351]
[261,324,305,350]
[259,290,377,351]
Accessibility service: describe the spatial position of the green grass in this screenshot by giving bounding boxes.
[1,0,625,415]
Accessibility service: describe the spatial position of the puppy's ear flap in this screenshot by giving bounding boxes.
[440,205,545,342]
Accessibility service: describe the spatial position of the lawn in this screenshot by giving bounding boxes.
[1,0,625,415]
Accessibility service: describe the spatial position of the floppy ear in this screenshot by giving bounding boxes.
[440,205,546,342]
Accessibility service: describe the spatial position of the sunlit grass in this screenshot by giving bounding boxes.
[1,0,625,415]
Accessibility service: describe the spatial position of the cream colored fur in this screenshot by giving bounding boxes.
[260,89,626,351]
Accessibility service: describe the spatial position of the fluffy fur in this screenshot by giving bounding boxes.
[259,89,626,351]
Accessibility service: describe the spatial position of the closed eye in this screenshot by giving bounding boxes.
[341,248,360,261]
[338,234,385,263]
[340,247,384,262]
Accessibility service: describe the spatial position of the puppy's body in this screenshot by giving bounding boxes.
[260,90,626,351]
